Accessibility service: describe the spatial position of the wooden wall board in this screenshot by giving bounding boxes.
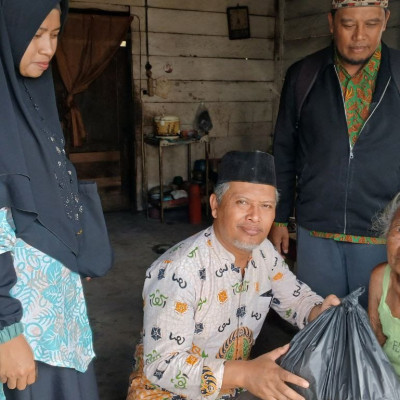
[129,8,274,36]
[144,144,191,185]
[68,0,279,209]
[284,36,331,62]
[285,0,330,19]
[69,151,120,163]
[285,13,330,41]
[71,0,132,5]
[212,133,272,157]
[146,9,275,38]
[131,33,274,59]
[129,7,145,21]
[133,57,274,82]
[142,101,273,126]
[70,1,129,11]
[88,177,122,188]
[227,121,272,138]
[135,81,274,103]
[137,0,275,15]
[209,101,273,124]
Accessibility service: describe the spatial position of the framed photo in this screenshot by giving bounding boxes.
[227,5,250,40]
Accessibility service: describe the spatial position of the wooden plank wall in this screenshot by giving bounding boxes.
[70,0,276,209]
[68,0,400,210]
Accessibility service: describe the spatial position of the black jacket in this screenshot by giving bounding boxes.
[273,43,400,237]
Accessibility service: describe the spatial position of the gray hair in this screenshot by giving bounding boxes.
[213,182,280,204]
[372,192,400,238]
[214,182,231,204]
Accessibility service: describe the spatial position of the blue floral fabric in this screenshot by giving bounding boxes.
[0,207,95,399]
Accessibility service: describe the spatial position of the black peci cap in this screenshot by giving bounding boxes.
[216,151,276,187]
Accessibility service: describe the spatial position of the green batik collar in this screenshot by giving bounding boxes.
[334,43,381,79]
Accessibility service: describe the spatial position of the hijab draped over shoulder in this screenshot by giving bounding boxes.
[0,0,112,276]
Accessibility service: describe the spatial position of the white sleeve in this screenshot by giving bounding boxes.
[142,257,225,400]
[267,245,323,329]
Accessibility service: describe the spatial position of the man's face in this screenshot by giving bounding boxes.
[210,181,276,258]
[328,7,389,70]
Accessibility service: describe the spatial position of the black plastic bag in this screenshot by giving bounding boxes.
[279,288,400,400]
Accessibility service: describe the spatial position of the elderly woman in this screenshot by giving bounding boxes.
[0,1,112,399]
[369,192,400,376]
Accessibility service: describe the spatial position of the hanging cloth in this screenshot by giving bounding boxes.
[55,13,133,147]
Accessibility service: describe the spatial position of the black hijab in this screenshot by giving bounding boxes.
[0,0,112,276]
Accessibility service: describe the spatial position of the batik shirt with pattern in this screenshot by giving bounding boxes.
[0,207,95,400]
[336,44,381,147]
[129,226,323,400]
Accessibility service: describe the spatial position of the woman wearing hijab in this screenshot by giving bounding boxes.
[0,1,113,399]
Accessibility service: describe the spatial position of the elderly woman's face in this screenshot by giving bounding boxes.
[386,208,400,274]
[19,9,61,78]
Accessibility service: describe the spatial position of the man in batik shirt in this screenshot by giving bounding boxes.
[127,151,340,400]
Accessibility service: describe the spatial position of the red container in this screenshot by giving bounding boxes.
[189,183,202,224]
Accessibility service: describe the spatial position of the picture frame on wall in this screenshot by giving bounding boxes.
[227,5,250,40]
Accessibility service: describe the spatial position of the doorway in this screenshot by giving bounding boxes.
[53,9,135,212]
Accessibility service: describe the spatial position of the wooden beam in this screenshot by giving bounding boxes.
[69,151,120,163]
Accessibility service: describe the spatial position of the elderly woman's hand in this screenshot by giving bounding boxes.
[308,294,341,322]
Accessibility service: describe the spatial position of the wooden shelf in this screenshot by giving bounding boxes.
[143,134,211,222]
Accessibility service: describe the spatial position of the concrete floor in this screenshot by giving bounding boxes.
[84,209,296,400]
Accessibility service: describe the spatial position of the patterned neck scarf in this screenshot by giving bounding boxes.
[335,44,381,147]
